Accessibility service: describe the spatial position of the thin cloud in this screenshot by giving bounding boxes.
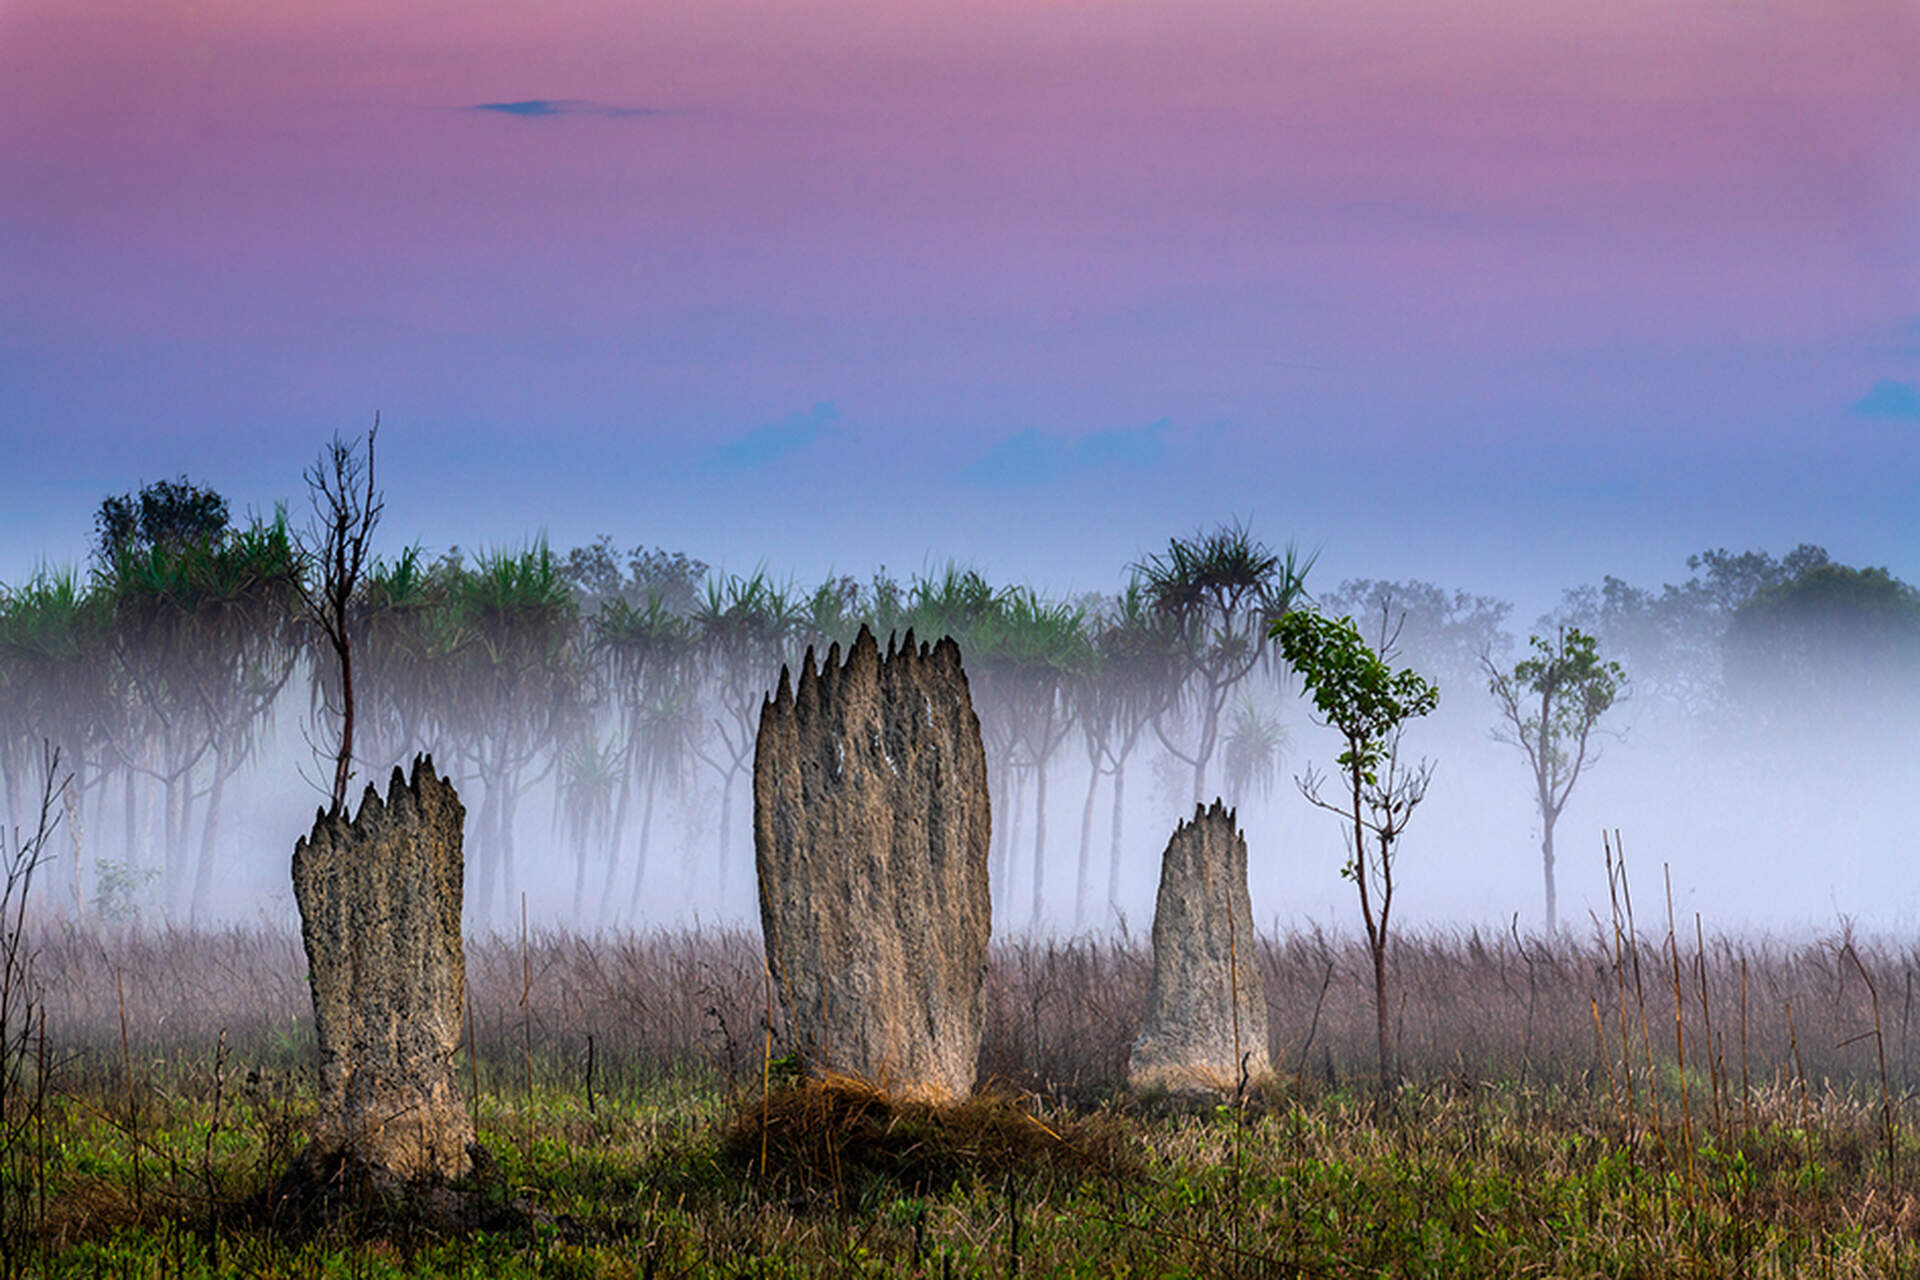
[964,421,1171,488]
[703,403,839,473]
[472,99,666,119]
[1850,379,1920,421]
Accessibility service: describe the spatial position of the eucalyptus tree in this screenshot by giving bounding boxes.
[439,543,582,923]
[1548,544,1831,722]
[1486,628,1625,934]
[1318,578,1512,695]
[96,505,301,918]
[692,571,801,897]
[1135,522,1311,805]
[1723,560,1920,722]
[1273,607,1438,1089]
[559,536,709,615]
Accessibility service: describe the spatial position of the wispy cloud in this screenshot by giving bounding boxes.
[1850,379,1920,421]
[964,421,1171,488]
[703,403,839,473]
[472,99,665,119]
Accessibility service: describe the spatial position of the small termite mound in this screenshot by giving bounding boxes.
[1128,801,1272,1097]
[282,755,478,1203]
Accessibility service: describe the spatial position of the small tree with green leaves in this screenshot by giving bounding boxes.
[1485,628,1624,935]
[1272,608,1437,1090]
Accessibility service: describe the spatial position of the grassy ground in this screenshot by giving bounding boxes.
[8,920,1920,1275]
[14,1065,1920,1276]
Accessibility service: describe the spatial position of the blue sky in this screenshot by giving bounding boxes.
[2,0,1916,621]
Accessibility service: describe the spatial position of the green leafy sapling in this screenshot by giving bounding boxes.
[1272,608,1438,1090]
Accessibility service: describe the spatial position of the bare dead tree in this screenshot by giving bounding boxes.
[295,419,383,819]
[1,743,67,1248]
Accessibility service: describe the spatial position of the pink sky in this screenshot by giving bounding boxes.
[2,0,1917,603]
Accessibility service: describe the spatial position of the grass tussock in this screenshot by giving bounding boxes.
[722,1072,1137,1207]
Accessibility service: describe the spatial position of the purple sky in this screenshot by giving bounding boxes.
[4,0,1918,615]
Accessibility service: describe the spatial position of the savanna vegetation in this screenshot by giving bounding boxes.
[7,899,1920,1275]
[3,472,1915,932]
[4,464,1920,1272]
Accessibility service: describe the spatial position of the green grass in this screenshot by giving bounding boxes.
[14,916,1920,1275]
[11,1055,1920,1278]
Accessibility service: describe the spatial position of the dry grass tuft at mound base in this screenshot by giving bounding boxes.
[722,1072,1137,1206]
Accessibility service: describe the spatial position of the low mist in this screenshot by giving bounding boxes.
[4,501,1917,943]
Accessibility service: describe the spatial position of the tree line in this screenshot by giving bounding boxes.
[2,464,1915,931]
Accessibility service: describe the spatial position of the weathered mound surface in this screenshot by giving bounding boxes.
[754,625,992,1104]
[289,755,475,1183]
[1128,801,1272,1097]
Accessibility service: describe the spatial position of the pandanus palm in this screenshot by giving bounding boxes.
[98,515,301,918]
[692,571,801,901]
[1071,581,1176,930]
[439,543,581,924]
[904,566,1018,877]
[0,571,115,910]
[591,592,697,923]
[970,590,1091,931]
[556,730,621,922]
[1134,522,1311,805]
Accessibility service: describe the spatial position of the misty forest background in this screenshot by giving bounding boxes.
[2,472,1916,937]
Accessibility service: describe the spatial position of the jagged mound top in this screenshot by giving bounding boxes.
[763,624,970,720]
[299,753,456,845]
[1178,798,1239,837]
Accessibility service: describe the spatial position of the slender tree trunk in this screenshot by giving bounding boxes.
[717,769,735,899]
[988,757,1010,890]
[626,769,660,924]
[474,782,499,925]
[1004,768,1025,921]
[1352,766,1392,1091]
[0,755,18,835]
[1372,936,1392,1092]
[331,632,354,815]
[165,770,190,914]
[599,759,635,924]
[123,768,139,887]
[1190,691,1222,806]
[571,832,588,923]
[189,748,229,922]
[69,759,88,914]
[499,782,520,921]
[1074,760,1101,932]
[1106,757,1127,922]
[1541,817,1558,936]
[1029,758,1049,932]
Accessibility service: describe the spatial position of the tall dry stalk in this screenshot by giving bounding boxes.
[1840,944,1896,1175]
[1664,865,1696,1194]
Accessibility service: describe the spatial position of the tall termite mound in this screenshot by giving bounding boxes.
[289,754,475,1182]
[754,625,992,1104]
[1128,801,1272,1096]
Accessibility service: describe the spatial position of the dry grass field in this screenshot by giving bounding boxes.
[7,910,1920,1276]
